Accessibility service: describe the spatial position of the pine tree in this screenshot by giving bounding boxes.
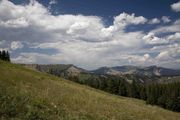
[6,51,10,62]
[0,50,10,62]
[0,51,2,60]
[140,85,147,100]
[107,78,119,94]
[146,84,157,105]
[118,79,127,96]
[2,50,6,60]
[131,80,140,98]
[98,77,107,91]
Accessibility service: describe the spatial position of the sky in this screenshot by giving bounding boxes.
[0,0,180,70]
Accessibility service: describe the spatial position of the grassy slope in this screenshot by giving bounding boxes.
[0,61,179,120]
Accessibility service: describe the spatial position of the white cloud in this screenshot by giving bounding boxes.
[171,1,180,12]
[49,0,57,5]
[113,53,153,66]
[167,32,180,42]
[143,32,168,45]
[12,53,36,64]
[161,16,171,23]
[0,39,10,50]
[156,45,180,61]
[11,41,24,50]
[0,0,147,46]
[151,19,180,34]
[128,54,151,63]
[156,51,171,61]
[48,0,58,11]
[113,12,147,30]
[152,44,180,68]
[0,17,29,28]
[148,18,160,24]
[0,0,179,69]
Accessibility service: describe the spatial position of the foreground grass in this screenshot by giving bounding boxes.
[0,61,179,120]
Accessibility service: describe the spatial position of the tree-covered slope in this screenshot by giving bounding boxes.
[0,60,180,120]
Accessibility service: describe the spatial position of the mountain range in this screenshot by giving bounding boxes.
[1,60,180,119]
[20,64,180,84]
[91,65,180,76]
[22,64,180,77]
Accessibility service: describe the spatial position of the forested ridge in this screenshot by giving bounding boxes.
[32,65,180,112]
[64,74,180,112]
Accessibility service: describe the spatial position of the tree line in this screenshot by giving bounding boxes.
[146,82,180,112]
[0,50,10,62]
[67,74,180,112]
[37,66,180,112]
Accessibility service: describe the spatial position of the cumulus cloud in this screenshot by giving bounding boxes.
[151,19,180,34]
[143,32,168,45]
[0,0,179,69]
[126,54,152,63]
[12,53,36,63]
[49,0,57,5]
[113,12,147,29]
[0,17,29,28]
[161,16,171,23]
[0,0,146,45]
[156,45,180,61]
[167,32,180,42]
[48,0,58,11]
[148,18,160,24]
[171,1,180,12]
[150,44,180,68]
[10,41,24,50]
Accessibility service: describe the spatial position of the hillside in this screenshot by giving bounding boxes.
[0,60,180,120]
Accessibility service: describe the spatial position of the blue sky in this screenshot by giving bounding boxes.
[12,0,180,22]
[0,0,180,69]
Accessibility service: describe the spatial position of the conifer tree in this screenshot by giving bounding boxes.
[131,80,140,98]
[0,50,10,62]
[140,85,147,100]
[118,79,127,96]
[98,77,107,90]
[2,50,6,60]
[6,51,10,62]
[0,51,2,60]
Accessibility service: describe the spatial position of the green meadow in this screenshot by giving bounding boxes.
[0,60,179,120]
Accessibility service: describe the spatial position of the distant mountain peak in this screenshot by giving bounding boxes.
[21,64,180,77]
[92,65,180,76]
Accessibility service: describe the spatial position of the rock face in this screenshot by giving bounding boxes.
[20,64,87,77]
[66,66,86,76]
[90,67,122,75]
